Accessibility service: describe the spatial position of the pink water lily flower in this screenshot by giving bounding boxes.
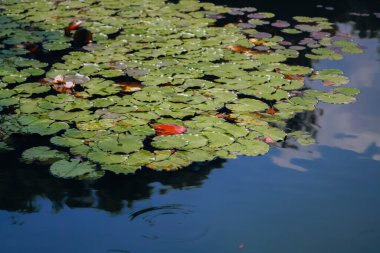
[53,75,64,84]
[64,81,75,89]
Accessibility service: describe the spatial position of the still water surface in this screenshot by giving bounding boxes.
[1,0,380,252]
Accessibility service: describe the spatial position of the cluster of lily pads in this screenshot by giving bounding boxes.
[0,0,362,179]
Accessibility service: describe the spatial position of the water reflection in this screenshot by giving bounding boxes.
[0,155,225,213]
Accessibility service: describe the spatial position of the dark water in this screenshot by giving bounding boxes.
[1,0,380,252]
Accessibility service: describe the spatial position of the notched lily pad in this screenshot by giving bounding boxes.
[22,146,68,164]
[50,159,96,179]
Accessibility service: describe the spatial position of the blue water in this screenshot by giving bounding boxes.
[1,1,380,252]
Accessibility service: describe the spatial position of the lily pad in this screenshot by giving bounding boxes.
[50,159,96,179]
[22,146,68,164]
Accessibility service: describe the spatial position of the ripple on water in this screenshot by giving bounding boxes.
[129,204,210,243]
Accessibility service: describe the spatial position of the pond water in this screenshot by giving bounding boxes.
[1,0,380,252]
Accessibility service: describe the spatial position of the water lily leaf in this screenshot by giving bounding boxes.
[0,89,15,99]
[317,92,356,104]
[50,136,83,147]
[203,132,235,148]
[0,97,18,106]
[282,28,302,34]
[293,16,328,23]
[132,90,165,102]
[98,69,124,78]
[50,159,96,179]
[250,125,286,141]
[14,83,50,95]
[341,47,363,54]
[97,134,143,154]
[101,164,140,175]
[0,141,14,152]
[2,73,28,84]
[152,134,188,149]
[63,129,97,139]
[70,145,91,156]
[333,87,360,96]
[311,70,349,86]
[176,149,215,162]
[147,153,191,171]
[224,139,269,156]
[22,146,68,164]
[21,68,45,76]
[26,119,69,135]
[226,98,268,112]
[332,40,357,48]
[82,78,119,96]
[88,151,127,164]
[212,122,249,138]
[288,131,316,145]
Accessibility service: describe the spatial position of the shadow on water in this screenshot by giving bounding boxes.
[207,0,380,38]
[0,152,226,213]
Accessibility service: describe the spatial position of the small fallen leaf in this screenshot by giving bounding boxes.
[284,74,304,82]
[265,107,277,115]
[119,82,144,93]
[154,124,187,136]
[226,45,266,56]
[249,38,265,46]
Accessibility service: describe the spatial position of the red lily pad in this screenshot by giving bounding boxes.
[154,124,187,136]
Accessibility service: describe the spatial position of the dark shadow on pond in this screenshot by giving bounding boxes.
[0,153,226,213]
[207,0,380,37]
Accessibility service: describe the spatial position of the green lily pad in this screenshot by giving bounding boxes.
[97,134,143,154]
[50,159,96,179]
[0,141,14,152]
[224,139,269,156]
[226,98,269,112]
[317,92,356,104]
[22,146,68,164]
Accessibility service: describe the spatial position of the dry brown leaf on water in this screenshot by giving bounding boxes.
[118,82,144,93]
[226,45,266,55]
[249,38,266,46]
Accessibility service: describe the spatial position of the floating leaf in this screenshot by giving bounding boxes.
[154,124,187,136]
[226,98,269,112]
[50,159,96,179]
[119,82,144,93]
[317,92,356,104]
[0,141,14,152]
[22,146,68,164]
[98,134,143,154]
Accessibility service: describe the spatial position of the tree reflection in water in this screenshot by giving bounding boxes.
[0,152,225,213]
